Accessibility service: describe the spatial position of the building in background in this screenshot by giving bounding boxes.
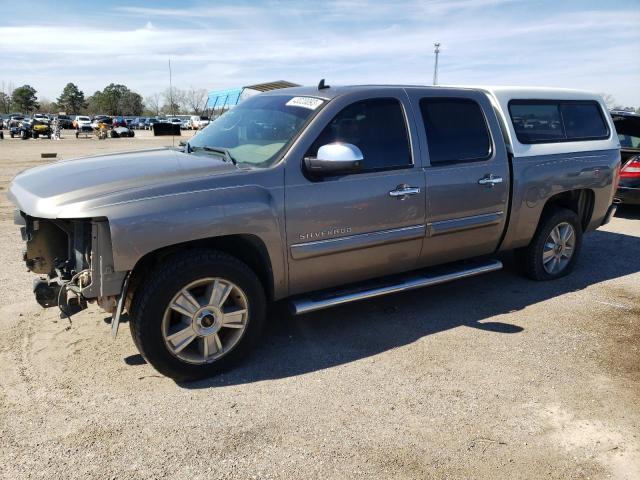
[207,80,299,118]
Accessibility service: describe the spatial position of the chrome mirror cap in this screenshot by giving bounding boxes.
[305,143,364,177]
[317,143,364,162]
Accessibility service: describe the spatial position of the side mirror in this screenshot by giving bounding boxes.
[304,143,363,176]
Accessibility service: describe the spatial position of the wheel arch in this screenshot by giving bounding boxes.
[540,188,595,231]
[126,234,275,310]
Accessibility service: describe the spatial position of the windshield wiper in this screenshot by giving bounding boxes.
[198,146,237,165]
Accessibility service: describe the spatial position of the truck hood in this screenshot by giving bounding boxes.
[8,147,238,218]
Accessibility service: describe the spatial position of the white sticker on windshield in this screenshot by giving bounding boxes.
[286,96,323,110]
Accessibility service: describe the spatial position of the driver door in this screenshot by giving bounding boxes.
[284,90,426,295]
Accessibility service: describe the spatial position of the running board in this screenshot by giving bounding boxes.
[290,259,503,315]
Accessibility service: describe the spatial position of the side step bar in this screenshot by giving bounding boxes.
[291,259,503,315]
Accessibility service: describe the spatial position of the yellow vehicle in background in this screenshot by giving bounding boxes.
[32,119,52,139]
[95,121,110,140]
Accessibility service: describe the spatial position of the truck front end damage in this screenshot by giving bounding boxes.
[15,210,127,317]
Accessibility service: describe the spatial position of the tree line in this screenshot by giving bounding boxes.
[0,81,210,117]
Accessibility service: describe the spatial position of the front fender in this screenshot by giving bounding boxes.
[102,183,287,298]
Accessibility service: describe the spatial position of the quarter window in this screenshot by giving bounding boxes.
[307,98,412,172]
[509,100,609,144]
[560,103,609,139]
[419,98,492,165]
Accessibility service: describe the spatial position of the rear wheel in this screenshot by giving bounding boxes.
[129,250,267,381]
[516,207,582,280]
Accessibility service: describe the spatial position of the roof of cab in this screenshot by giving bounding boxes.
[263,84,604,102]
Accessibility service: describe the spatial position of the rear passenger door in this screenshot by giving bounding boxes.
[407,90,510,265]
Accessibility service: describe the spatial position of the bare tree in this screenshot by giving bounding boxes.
[145,92,162,116]
[38,98,56,113]
[161,87,186,115]
[0,81,14,113]
[598,93,616,110]
[185,87,209,116]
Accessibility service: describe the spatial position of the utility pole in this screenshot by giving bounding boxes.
[433,42,441,86]
[168,59,174,117]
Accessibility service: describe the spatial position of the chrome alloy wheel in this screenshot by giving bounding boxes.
[542,221,576,275]
[162,278,249,364]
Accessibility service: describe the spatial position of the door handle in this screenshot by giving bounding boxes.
[478,174,503,187]
[389,184,421,199]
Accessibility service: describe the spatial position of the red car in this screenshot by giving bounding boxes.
[112,117,127,128]
[612,111,640,205]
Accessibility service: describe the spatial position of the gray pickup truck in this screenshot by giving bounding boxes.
[8,84,620,380]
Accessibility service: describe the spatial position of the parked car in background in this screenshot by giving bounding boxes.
[130,117,146,129]
[7,115,25,129]
[180,119,190,130]
[73,115,92,129]
[31,119,52,139]
[190,115,210,129]
[144,118,160,130]
[167,117,182,127]
[89,116,108,129]
[56,115,74,129]
[611,110,640,205]
[9,120,31,139]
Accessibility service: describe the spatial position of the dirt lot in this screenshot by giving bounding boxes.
[0,130,638,479]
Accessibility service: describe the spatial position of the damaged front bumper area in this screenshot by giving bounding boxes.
[15,210,127,318]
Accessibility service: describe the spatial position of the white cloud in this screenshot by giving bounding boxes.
[0,1,638,106]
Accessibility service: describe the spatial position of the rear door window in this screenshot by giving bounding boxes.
[509,100,609,144]
[419,98,492,165]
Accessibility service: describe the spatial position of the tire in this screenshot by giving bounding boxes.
[516,207,582,281]
[75,131,79,138]
[33,133,38,139]
[129,249,267,381]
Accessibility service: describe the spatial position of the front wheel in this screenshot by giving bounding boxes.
[129,250,267,381]
[516,207,582,281]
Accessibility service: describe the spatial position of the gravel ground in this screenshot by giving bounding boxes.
[0,130,638,479]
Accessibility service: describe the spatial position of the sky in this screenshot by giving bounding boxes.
[1,0,639,106]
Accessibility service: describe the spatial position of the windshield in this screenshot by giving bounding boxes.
[188,95,324,167]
